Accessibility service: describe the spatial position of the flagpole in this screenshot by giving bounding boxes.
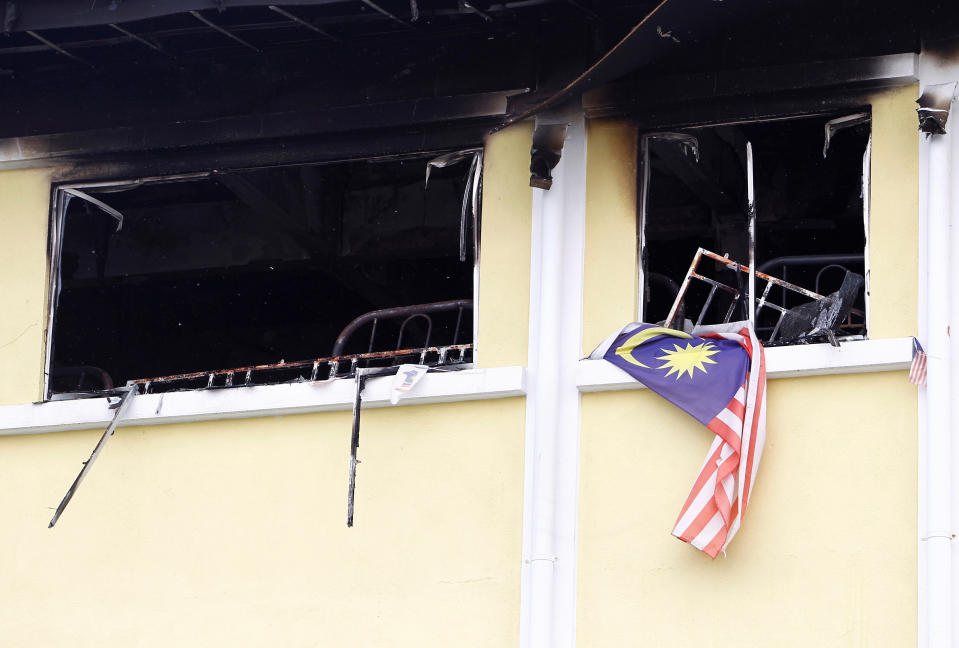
[746,141,756,328]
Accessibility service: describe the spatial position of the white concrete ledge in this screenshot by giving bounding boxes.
[577,337,914,393]
[0,366,527,437]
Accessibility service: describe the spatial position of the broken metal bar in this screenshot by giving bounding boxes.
[460,153,479,260]
[62,188,125,232]
[756,280,773,313]
[425,148,482,261]
[188,10,261,52]
[108,23,171,56]
[696,285,718,327]
[689,272,739,296]
[823,112,870,157]
[666,248,831,329]
[769,310,787,342]
[667,247,866,343]
[665,247,704,329]
[424,147,482,187]
[723,293,741,323]
[359,0,412,28]
[48,387,137,528]
[703,250,829,301]
[347,366,400,527]
[471,150,483,259]
[267,5,339,42]
[25,30,92,66]
[346,371,364,527]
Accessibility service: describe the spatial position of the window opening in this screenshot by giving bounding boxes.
[47,153,480,397]
[639,112,870,344]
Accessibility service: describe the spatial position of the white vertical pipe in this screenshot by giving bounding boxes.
[948,96,959,648]
[922,103,953,648]
[552,115,586,648]
[520,112,587,648]
[917,106,930,648]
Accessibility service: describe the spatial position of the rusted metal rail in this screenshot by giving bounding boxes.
[127,299,474,393]
[666,248,865,344]
[126,344,471,392]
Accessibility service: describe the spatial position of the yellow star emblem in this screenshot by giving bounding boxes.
[655,342,720,380]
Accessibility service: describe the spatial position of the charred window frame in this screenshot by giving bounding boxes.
[43,152,482,399]
[637,110,872,345]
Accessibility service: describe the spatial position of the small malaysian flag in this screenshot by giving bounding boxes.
[910,338,927,387]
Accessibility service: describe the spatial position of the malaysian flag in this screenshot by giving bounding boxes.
[591,322,767,558]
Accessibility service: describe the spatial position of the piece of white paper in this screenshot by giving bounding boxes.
[390,364,429,404]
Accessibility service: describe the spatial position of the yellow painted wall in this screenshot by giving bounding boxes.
[578,89,919,646]
[578,374,916,647]
[0,168,52,405]
[0,398,525,647]
[477,122,534,367]
[869,84,920,338]
[582,119,639,355]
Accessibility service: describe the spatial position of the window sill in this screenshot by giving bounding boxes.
[576,337,914,393]
[0,366,527,437]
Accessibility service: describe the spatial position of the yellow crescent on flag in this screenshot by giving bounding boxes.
[614,326,693,368]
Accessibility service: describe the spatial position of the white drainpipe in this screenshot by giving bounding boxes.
[520,111,587,648]
[918,49,957,648]
[921,112,953,648]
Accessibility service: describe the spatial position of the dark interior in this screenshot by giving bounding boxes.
[49,155,475,393]
[642,112,870,339]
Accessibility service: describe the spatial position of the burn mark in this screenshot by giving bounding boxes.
[529,123,567,190]
[917,82,957,135]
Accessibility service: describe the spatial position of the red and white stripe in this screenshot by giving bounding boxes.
[909,345,927,387]
[671,327,767,558]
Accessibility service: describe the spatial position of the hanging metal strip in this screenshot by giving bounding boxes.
[48,387,137,528]
[62,187,126,232]
[346,366,402,528]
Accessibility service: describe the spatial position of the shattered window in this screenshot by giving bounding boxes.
[639,112,870,345]
[47,154,479,396]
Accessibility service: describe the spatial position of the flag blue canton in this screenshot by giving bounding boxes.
[603,324,751,425]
